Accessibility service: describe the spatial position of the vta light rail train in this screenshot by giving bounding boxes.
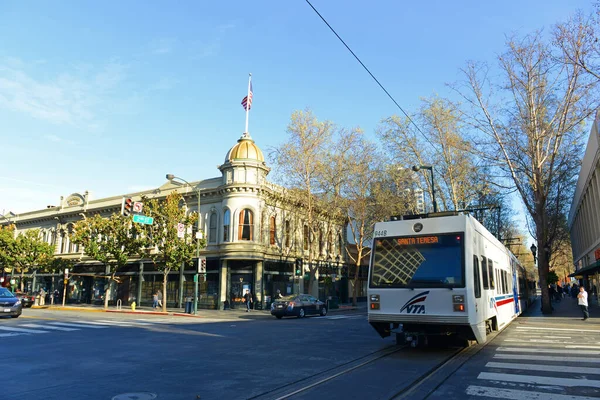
[367,213,536,346]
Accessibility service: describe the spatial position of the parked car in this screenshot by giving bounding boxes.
[0,288,22,318]
[270,294,327,319]
[15,291,35,308]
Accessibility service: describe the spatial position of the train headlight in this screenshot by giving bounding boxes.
[452,295,464,303]
[452,295,465,312]
[370,294,380,310]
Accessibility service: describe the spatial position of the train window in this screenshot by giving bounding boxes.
[488,258,495,290]
[369,233,465,288]
[502,271,507,294]
[473,256,481,298]
[481,257,489,289]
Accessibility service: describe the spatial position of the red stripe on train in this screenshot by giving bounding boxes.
[497,298,515,307]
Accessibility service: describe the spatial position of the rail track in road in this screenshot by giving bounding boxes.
[248,330,501,400]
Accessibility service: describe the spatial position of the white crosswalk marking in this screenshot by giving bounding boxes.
[485,361,600,375]
[0,326,49,334]
[466,385,600,400]
[21,323,78,332]
[467,325,600,399]
[494,353,600,363]
[49,322,108,329]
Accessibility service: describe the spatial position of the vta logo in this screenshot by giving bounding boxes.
[400,291,429,314]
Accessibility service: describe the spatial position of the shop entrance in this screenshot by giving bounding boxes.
[230,273,252,309]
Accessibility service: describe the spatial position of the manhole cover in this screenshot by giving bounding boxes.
[112,393,157,400]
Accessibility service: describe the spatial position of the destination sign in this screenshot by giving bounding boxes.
[396,236,440,246]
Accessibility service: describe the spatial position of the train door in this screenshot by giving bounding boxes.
[512,261,520,315]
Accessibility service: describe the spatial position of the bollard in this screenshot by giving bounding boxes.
[131,301,136,311]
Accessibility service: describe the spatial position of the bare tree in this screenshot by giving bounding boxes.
[455,28,599,313]
[379,96,492,212]
[269,109,333,296]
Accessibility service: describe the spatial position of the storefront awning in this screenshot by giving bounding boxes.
[568,260,600,278]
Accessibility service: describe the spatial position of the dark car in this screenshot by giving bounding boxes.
[0,288,22,318]
[270,294,327,319]
[15,291,35,308]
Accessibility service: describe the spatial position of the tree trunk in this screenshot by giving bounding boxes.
[162,272,168,313]
[352,264,359,306]
[104,279,110,309]
[536,212,552,315]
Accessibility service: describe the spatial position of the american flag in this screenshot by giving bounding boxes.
[241,81,253,111]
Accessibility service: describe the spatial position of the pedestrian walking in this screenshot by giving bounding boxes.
[578,286,589,320]
[39,287,46,306]
[152,292,158,310]
[157,291,163,308]
[243,289,253,312]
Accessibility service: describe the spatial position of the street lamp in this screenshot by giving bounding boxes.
[166,173,201,315]
[412,165,437,213]
[530,243,537,264]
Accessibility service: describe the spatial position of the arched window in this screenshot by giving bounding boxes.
[269,216,276,245]
[327,231,333,255]
[238,209,254,241]
[223,209,231,242]
[338,233,344,256]
[303,225,309,250]
[209,213,217,243]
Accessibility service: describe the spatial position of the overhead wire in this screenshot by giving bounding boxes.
[304,0,436,149]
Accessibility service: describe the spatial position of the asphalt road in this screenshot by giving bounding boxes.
[3,308,402,400]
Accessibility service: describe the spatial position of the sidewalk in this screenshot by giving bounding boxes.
[517,293,599,328]
[31,301,366,318]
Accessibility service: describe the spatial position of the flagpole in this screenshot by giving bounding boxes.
[245,73,252,133]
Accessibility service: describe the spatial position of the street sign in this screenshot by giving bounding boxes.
[133,214,154,225]
[133,201,143,213]
[177,223,185,238]
[193,275,198,282]
[198,256,206,273]
[63,279,68,285]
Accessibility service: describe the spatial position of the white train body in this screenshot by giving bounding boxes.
[367,214,535,344]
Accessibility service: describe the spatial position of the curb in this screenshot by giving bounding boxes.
[106,309,169,316]
[171,313,204,318]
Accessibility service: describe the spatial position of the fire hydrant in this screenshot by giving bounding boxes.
[131,301,136,311]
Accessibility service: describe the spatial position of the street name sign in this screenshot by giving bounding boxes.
[133,215,154,225]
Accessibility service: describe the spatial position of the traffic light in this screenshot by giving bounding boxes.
[123,198,133,217]
[295,258,302,276]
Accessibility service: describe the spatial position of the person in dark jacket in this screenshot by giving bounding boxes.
[243,290,253,312]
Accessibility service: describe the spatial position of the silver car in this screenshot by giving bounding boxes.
[0,287,22,318]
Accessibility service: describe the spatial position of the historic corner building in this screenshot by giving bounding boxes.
[569,111,600,304]
[3,132,358,310]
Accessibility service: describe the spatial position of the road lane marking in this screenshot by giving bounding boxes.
[497,347,600,355]
[494,354,600,363]
[0,326,49,334]
[96,319,151,326]
[566,345,600,349]
[20,323,78,332]
[478,372,600,388]
[49,322,107,329]
[0,332,22,337]
[485,361,600,375]
[466,385,599,399]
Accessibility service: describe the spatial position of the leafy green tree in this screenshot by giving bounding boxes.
[139,192,203,312]
[71,214,144,309]
[0,224,16,272]
[9,229,55,292]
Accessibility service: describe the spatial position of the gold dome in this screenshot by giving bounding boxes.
[225,133,265,163]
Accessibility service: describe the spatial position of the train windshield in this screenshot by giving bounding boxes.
[369,233,464,288]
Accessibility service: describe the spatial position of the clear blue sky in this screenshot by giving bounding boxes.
[0,0,593,216]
